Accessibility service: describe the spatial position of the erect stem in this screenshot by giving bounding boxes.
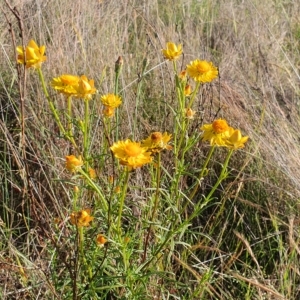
[189,145,216,201]
[117,168,130,240]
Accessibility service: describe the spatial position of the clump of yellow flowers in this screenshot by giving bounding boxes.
[110,131,173,169]
[51,74,79,97]
[100,93,122,118]
[70,209,94,227]
[200,119,248,149]
[51,74,96,100]
[162,42,218,84]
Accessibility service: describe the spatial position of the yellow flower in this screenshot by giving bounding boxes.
[141,132,172,153]
[51,74,80,97]
[108,175,114,184]
[103,106,115,118]
[16,39,47,69]
[162,42,182,61]
[96,234,107,246]
[100,94,122,108]
[65,155,83,173]
[187,59,218,83]
[225,128,249,150]
[70,209,94,227]
[178,70,187,81]
[184,84,192,96]
[114,186,121,194]
[185,108,196,119]
[88,168,97,179]
[74,75,97,100]
[110,139,152,169]
[200,119,231,146]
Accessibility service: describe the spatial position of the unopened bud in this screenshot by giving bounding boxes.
[115,56,123,74]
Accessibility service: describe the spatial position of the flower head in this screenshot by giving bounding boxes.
[115,56,123,74]
[187,59,218,83]
[88,168,97,179]
[103,106,115,118]
[110,139,152,169]
[70,209,94,227]
[51,74,80,97]
[114,186,121,194]
[124,236,130,244]
[65,155,83,173]
[178,70,187,81]
[184,84,192,96]
[74,75,97,100]
[185,108,196,119]
[141,132,172,153]
[100,94,122,108]
[162,42,182,61]
[225,128,249,150]
[96,234,107,247]
[16,40,47,69]
[200,119,231,146]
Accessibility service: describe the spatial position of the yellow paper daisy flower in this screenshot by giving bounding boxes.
[88,168,97,179]
[103,106,115,118]
[178,70,187,81]
[16,39,47,69]
[110,139,152,169]
[200,119,231,146]
[65,155,83,173]
[225,128,249,150]
[162,42,182,61]
[185,108,196,119]
[96,234,107,247]
[70,209,94,227]
[51,74,80,97]
[141,132,172,153]
[74,75,97,100]
[184,84,192,96]
[187,59,218,83]
[100,94,122,108]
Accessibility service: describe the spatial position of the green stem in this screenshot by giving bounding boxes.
[83,98,89,169]
[142,153,161,263]
[37,68,64,134]
[78,169,108,212]
[78,227,93,281]
[151,152,161,220]
[79,226,84,259]
[114,59,122,141]
[205,149,234,201]
[176,118,190,158]
[182,149,234,221]
[67,96,73,138]
[117,169,130,240]
[187,81,201,109]
[37,68,78,150]
[133,59,148,139]
[172,60,177,74]
[189,145,216,201]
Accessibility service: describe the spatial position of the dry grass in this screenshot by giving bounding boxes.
[1,0,300,299]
